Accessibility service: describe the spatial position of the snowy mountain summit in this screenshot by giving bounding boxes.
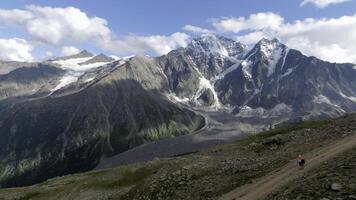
[187,34,246,59]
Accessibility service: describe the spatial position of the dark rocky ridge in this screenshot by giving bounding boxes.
[0,63,65,101]
[0,61,37,75]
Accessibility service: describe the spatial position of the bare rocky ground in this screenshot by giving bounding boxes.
[0,114,355,200]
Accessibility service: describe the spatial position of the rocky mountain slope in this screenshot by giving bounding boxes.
[0,34,355,187]
[0,52,204,187]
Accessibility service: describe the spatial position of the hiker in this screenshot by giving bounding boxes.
[297,155,306,168]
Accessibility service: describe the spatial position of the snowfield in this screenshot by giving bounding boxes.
[50,56,117,92]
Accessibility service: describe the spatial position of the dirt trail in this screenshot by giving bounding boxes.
[219,133,356,200]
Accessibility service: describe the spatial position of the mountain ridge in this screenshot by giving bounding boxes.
[0,34,355,187]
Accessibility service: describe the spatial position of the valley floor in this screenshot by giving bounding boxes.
[0,114,355,200]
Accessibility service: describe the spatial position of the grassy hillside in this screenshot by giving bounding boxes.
[0,114,355,200]
[267,147,356,199]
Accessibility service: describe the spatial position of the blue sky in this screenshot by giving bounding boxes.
[1,0,355,35]
[0,0,356,63]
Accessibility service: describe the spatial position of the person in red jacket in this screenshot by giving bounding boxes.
[297,155,306,168]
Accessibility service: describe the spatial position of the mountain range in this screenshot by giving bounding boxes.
[0,34,355,187]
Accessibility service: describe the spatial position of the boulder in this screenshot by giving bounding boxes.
[330,183,342,192]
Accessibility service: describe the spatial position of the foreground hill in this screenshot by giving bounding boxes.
[0,113,355,200]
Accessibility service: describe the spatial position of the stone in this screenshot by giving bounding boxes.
[330,183,342,192]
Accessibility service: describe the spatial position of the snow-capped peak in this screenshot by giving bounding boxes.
[110,55,121,60]
[188,34,246,58]
[243,38,288,77]
[256,38,284,58]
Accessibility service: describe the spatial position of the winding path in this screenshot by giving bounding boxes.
[219,133,356,200]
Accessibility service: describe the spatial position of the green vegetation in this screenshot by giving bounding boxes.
[0,114,355,200]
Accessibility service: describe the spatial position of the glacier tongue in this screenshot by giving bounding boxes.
[50,72,80,92]
[192,65,222,109]
[184,54,222,109]
[266,46,283,77]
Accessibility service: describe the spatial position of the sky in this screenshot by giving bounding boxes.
[0,0,356,63]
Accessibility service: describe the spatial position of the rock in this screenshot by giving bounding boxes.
[320,198,330,200]
[330,183,342,192]
[249,142,258,148]
[197,89,215,106]
[262,136,285,146]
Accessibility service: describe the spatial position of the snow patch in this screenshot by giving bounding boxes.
[313,95,345,113]
[213,61,242,81]
[109,55,120,60]
[84,77,95,82]
[166,93,190,103]
[53,57,110,71]
[280,48,289,71]
[122,55,135,60]
[314,95,333,105]
[339,91,356,102]
[241,60,253,79]
[189,58,222,109]
[193,74,221,108]
[51,72,81,92]
[267,47,283,77]
[50,56,116,92]
[280,68,293,79]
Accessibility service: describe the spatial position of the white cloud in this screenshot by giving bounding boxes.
[45,51,53,57]
[212,12,284,33]
[300,0,353,8]
[211,13,356,63]
[0,38,33,61]
[109,32,190,55]
[0,5,189,56]
[0,5,112,47]
[183,25,212,34]
[61,46,80,56]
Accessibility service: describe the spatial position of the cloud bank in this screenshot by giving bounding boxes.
[0,5,355,64]
[300,0,353,8]
[0,5,190,60]
[0,38,33,61]
[61,46,80,56]
[208,12,356,63]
